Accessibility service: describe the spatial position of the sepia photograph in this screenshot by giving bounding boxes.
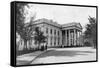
[12,1,97,66]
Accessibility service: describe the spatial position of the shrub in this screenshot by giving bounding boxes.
[84,42,91,46]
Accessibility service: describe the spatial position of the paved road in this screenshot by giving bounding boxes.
[31,47,96,64]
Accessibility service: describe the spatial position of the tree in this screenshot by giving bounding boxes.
[22,24,35,50]
[16,3,27,50]
[16,3,27,34]
[16,3,36,50]
[84,16,97,48]
[34,27,47,50]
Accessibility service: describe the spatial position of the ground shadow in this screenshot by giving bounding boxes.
[37,50,95,58]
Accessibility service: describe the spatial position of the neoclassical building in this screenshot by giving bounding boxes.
[16,18,83,50]
[32,18,83,47]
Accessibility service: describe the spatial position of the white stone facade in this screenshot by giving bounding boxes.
[16,18,83,50]
[33,18,83,47]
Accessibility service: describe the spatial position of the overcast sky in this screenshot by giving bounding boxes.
[24,4,96,31]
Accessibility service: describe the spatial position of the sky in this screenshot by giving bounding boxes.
[24,3,96,31]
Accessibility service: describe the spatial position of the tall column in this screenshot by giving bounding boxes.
[79,31,81,46]
[72,31,74,45]
[80,31,82,46]
[76,30,77,46]
[72,30,74,45]
[74,29,76,46]
[60,31,62,46]
[66,30,67,46]
[77,31,79,46]
[68,30,70,46]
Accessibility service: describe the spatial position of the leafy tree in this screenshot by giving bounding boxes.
[84,16,97,48]
[22,24,35,50]
[16,3,27,34]
[34,27,47,50]
[16,3,36,50]
[16,3,27,50]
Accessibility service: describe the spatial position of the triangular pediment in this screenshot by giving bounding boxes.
[62,22,82,29]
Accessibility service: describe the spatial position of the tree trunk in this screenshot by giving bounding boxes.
[24,40,27,50]
[38,42,40,50]
[29,40,32,50]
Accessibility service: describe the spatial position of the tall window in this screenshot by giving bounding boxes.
[58,37,60,45]
[50,29,52,34]
[54,30,56,35]
[58,31,59,36]
[50,37,52,46]
[54,37,56,45]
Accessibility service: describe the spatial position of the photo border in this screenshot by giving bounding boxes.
[10,1,98,67]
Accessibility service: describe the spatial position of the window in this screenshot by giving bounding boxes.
[54,37,56,45]
[58,37,60,45]
[50,29,52,34]
[58,31,59,36]
[54,30,56,35]
[50,37,52,45]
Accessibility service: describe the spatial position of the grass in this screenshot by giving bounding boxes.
[16,46,47,56]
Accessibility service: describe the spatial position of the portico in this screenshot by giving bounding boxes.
[62,23,83,46]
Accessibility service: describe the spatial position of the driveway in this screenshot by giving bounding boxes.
[31,47,96,64]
